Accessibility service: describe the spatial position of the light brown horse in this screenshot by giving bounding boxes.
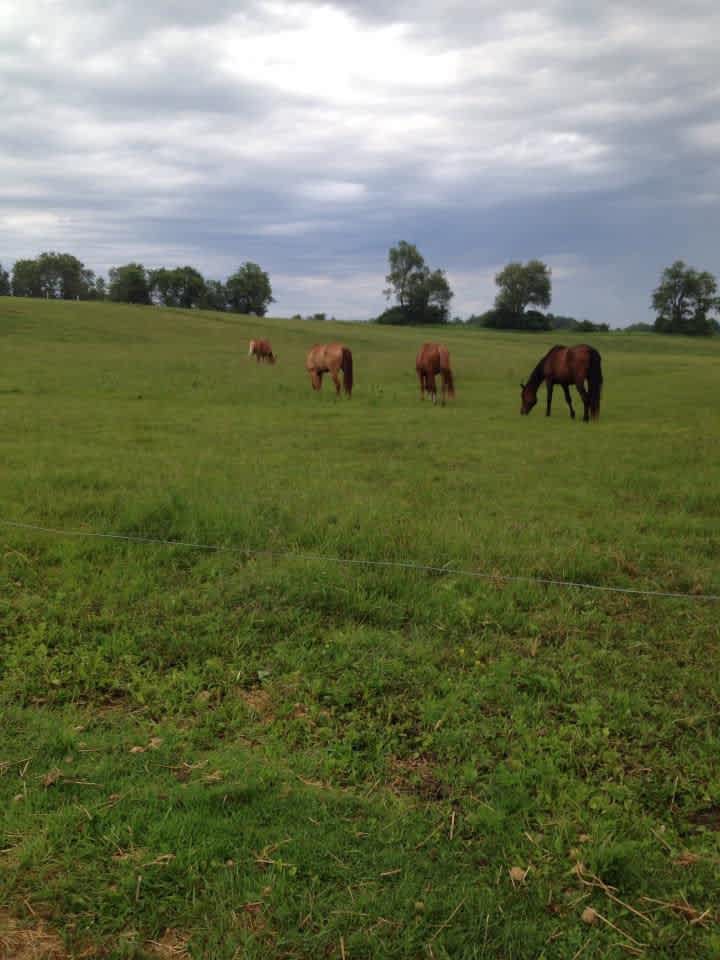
[306,343,353,397]
[521,344,603,421]
[248,338,276,364]
[416,343,455,405]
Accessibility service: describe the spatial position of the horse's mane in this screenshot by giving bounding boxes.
[527,345,565,389]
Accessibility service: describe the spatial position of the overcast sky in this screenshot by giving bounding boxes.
[2,1,719,323]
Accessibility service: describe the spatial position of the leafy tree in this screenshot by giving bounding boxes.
[382,241,453,324]
[108,263,151,304]
[225,262,274,316]
[12,259,43,297]
[494,260,552,325]
[10,252,96,299]
[384,241,426,310]
[149,266,206,309]
[651,260,720,335]
[0,263,10,295]
[36,251,91,299]
[200,280,228,312]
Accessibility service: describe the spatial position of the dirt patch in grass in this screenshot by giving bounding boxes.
[0,910,67,960]
[146,929,191,958]
[388,754,447,800]
[239,687,275,723]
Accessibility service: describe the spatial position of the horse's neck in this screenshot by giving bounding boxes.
[527,360,545,390]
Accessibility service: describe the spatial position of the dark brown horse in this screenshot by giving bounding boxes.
[248,338,276,364]
[306,343,353,396]
[416,343,455,405]
[521,344,602,421]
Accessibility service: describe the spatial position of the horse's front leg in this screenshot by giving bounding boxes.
[562,384,575,419]
[428,374,437,405]
[331,371,342,396]
[546,380,554,416]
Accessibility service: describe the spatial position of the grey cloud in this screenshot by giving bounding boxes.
[1,1,719,323]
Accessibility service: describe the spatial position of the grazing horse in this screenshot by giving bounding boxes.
[520,344,603,422]
[416,343,455,405]
[248,339,276,363]
[306,343,353,397]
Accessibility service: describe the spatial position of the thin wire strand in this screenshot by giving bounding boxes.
[1,518,718,602]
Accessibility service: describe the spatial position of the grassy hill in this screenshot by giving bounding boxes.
[1,298,719,958]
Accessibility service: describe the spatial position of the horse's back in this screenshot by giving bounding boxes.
[546,344,597,381]
[307,342,346,370]
[417,342,449,372]
[568,344,597,377]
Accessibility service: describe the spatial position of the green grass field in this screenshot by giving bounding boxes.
[1,298,719,959]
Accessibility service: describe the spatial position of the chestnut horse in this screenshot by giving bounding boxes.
[306,343,353,397]
[520,344,602,421]
[248,339,276,364]
[416,342,455,405]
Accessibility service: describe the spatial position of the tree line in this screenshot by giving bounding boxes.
[1,248,718,334]
[0,253,275,316]
[377,243,719,335]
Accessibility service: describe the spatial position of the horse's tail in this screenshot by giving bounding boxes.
[588,348,603,420]
[444,366,455,399]
[342,347,353,396]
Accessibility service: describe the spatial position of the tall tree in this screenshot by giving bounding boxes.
[10,252,95,299]
[382,241,453,324]
[652,260,720,335]
[108,263,151,304]
[384,241,427,310]
[36,251,89,299]
[11,259,43,297]
[226,262,274,315]
[494,260,552,320]
[0,263,10,296]
[200,280,228,312]
[149,266,207,309]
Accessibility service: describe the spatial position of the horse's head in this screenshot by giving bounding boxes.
[520,382,537,415]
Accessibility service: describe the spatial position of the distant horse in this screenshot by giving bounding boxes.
[248,339,276,364]
[520,344,603,421]
[306,343,353,397]
[416,343,455,405]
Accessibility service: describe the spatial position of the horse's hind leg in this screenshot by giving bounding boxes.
[576,381,590,421]
[428,373,437,405]
[331,371,341,396]
[562,384,575,419]
[418,371,425,400]
[546,381,554,416]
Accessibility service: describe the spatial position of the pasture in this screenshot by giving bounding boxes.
[1,298,719,959]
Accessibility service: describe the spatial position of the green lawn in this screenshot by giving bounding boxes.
[1,298,719,958]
